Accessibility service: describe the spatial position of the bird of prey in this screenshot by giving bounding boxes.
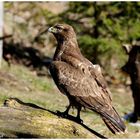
[48,23,126,134]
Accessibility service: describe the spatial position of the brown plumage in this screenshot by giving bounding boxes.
[48,23,126,134]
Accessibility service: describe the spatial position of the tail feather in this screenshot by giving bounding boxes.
[101,107,126,134]
[102,116,125,134]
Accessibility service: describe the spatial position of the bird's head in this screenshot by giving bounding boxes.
[48,24,76,42]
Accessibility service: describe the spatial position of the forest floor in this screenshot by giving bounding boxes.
[0,60,140,138]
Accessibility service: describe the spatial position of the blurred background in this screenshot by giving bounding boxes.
[3,2,140,80]
[1,1,140,138]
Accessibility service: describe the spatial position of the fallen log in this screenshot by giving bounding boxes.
[0,98,104,138]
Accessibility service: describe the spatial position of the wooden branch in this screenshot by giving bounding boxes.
[0,35,12,40]
[0,98,100,138]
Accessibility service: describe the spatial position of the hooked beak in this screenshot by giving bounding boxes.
[48,27,57,33]
[34,26,57,42]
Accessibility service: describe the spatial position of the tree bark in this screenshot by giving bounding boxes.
[0,2,3,68]
[122,43,140,123]
[0,98,103,138]
[0,35,12,40]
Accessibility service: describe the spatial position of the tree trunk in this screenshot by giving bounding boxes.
[122,43,140,123]
[0,2,3,68]
[0,98,106,138]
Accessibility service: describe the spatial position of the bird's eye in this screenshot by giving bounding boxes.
[63,28,68,32]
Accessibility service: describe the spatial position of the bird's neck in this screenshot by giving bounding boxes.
[53,38,82,61]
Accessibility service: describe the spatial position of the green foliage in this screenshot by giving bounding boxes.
[56,2,140,74]
[4,2,140,76]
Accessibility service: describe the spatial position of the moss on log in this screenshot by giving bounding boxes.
[0,98,102,138]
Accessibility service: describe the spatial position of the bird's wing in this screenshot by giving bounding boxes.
[50,61,112,115]
[82,58,112,102]
[50,60,125,133]
[89,64,112,102]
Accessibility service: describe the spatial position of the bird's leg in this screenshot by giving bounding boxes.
[63,104,71,116]
[75,106,83,123]
[57,104,71,117]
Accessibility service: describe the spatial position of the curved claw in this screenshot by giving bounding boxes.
[56,110,68,118]
[75,117,83,124]
[56,110,84,124]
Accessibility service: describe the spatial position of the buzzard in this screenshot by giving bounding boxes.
[48,23,126,134]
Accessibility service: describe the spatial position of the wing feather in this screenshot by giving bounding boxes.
[83,58,112,102]
[50,61,113,115]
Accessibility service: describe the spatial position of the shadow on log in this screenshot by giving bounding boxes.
[0,98,107,138]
